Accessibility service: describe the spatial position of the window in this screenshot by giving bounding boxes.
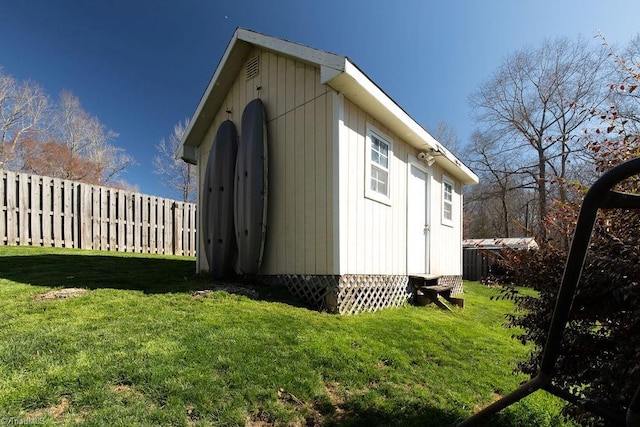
[442,176,454,226]
[365,126,392,205]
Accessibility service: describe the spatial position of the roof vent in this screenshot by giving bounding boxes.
[246,56,259,80]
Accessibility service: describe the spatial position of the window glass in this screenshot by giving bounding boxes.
[366,128,391,205]
[442,178,454,225]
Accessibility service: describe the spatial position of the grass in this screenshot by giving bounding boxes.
[0,246,576,426]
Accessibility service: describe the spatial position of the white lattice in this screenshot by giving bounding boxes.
[439,275,463,296]
[265,274,413,314]
[336,275,412,315]
[270,274,339,311]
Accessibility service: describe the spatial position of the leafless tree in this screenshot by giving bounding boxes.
[0,69,49,169]
[428,121,460,154]
[463,131,535,238]
[469,36,610,240]
[0,67,135,186]
[153,118,197,202]
[54,91,135,183]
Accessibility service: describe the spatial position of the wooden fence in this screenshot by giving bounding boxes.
[0,170,197,256]
[462,248,491,281]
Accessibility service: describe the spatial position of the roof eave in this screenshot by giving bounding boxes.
[178,30,251,163]
[177,29,479,186]
[326,60,479,185]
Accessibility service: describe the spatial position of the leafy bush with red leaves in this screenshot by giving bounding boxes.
[488,44,640,426]
[493,205,640,425]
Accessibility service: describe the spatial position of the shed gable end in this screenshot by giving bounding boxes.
[197,47,337,275]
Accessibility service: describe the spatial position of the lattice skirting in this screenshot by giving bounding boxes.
[438,275,464,296]
[265,274,413,315]
[337,275,412,315]
[264,274,340,311]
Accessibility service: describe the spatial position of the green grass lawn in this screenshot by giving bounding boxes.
[0,246,576,426]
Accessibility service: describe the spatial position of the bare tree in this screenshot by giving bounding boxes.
[54,91,135,183]
[153,119,197,202]
[469,36,609,240]
[463,131,535,238]
[0,68,136,186]
[428,121,460,154]
[0,69,49,169]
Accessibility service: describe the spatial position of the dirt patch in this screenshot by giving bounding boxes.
[244,411,271,427]
[244,383,355,426]
[111,384,145,398]
[34,288,88,301]
[324,382,345,408]
[473,391,503,412]
[186,404,199,426]
[192,285,259,299]
[26,396,70,421]
[323,382,347,422]
[246,387,333,427]
[276,387,324,426]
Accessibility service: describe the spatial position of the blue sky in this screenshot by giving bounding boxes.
[1,0,639,199]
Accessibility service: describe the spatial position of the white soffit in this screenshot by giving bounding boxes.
[327,60,478,185]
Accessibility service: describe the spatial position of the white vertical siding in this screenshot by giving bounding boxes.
[428,170,463,275]
[338,98,409,275]
[197,48,336,275]
[337,97,463,276]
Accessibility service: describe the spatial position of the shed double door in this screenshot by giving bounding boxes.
[407,164,430,274]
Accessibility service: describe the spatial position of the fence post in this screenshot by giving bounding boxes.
[63,179,72,247]
[108,188,116,251]
[80,184,93,250]
[150,196,157,254]
[163,199,171,255]
[6,171,17,245]
[172,202,180,255]
[117,190,125,252]
[18,173,29,245]
[125,192,133,252]
[52,178,62,247]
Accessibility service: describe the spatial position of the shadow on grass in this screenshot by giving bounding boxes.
[0,254,203,293]
[0,253,302,305]
[323,402,465,427]
[323,401,536,427]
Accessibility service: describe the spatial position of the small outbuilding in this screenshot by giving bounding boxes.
[462,237,539,281]
[178,28,478,314]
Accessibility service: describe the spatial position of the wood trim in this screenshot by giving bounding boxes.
[364,124,393,206]
[333,91,345,275]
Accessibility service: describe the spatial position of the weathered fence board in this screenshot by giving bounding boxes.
[0,170,197,256]
[6,171,17,245]
[18,174,29,245]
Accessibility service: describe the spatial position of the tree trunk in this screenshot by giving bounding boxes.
[537,152,548,241]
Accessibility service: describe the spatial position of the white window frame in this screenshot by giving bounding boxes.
[441,175,455,227]
[365,125,392,206]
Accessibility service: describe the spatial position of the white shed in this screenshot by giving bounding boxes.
[178,28,478,314]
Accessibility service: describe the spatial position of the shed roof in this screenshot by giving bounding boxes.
[463,238,539,250]
[178,28,478,185]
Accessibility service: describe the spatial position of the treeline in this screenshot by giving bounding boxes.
[0,68,134,186]
[463,33,640,244]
